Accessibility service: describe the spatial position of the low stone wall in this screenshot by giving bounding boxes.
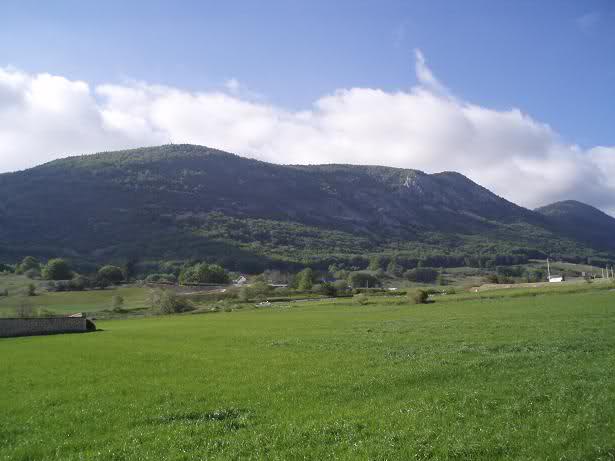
[0,317,94,338]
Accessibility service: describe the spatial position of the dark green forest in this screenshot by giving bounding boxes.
[1,144,614,273]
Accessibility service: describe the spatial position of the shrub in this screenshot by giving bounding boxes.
[24,268,40,279]
[354,294,369,305]
[92,276,111,290]
[26,283,36,297]
[16,256,40,275]
[59,281,71,292]
[179,263,230,285]
[0,263,15,273]
[410,289,429,304]
[235,282,272,303]
[145,273,177,284]
[385,289,408,296]
[69,275,89,291]
[47,277,91,292]
[243,281,272,301]
[333,280,350,294]
[148,289,194,314]
[484,274,515,285]
[111,295,125,312]
[272,287,290,297]
[316,282,337,297]
[0,288,8,296]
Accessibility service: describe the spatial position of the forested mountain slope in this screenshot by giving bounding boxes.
[0,144,612,270]
[535,200,615,252]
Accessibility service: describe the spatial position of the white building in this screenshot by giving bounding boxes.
[547,259,563,283]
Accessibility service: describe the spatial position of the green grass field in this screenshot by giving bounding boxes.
[2,289,615,460]
[0,285,149,316]
[0,275,149,317]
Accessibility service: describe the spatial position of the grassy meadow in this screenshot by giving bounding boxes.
[0,274,148,317]
[2,288,615,460]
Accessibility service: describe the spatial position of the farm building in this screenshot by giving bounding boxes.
[546,259,564,283]
[0,313,96,338]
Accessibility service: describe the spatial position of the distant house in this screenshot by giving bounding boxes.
[234,276,248,286]
[546,259,563,283]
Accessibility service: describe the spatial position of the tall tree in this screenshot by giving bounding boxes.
[42,258,72,281]
[296,268,314,291]
[98,265,125,285]
[17,256,40,274]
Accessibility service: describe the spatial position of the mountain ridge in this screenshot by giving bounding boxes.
[535,200,615,252]
[0,144,613,270]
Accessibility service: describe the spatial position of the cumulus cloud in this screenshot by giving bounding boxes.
[1,53,615,214]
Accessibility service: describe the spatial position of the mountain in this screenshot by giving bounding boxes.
[0,144,612,271]
[535,200,615,252]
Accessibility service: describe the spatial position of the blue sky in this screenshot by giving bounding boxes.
[1,0,615,212]
[1,0,613,147]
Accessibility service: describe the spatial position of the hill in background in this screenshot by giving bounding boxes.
[535,200,615,251]
[0,144,613,272]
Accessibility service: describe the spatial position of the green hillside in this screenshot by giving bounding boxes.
[536,200,615,252]
[0,144,613,271]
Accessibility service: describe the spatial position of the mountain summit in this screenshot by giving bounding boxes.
[535,200,615,251]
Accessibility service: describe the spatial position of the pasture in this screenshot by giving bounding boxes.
[2,290,615,460]
[0,285,148,316]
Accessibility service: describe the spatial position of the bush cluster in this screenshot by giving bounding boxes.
[148,288,194,314]
[179,263,229,285]
[145,273,177,284]
[354,294,370,305]
[42,258,73,281]
[0,263,15,273]
[410,289,429,304]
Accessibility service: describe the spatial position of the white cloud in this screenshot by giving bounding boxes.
[413,49,452,98]
[1,53,615,214]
